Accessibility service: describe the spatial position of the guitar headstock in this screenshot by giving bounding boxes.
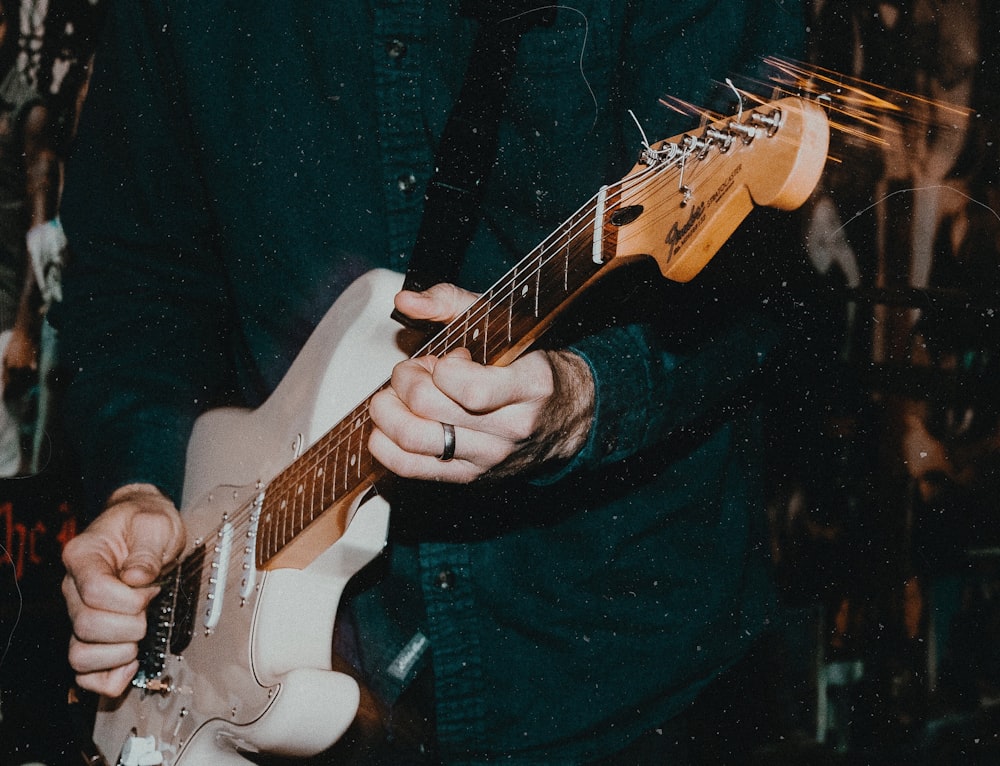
[609,96,830,281]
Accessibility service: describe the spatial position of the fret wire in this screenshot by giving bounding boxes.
[297,467,307,536]
[353,414,363,481]
[331,441,341,505]
[285,474,296,544]
[266,482,284,555]
[345,419,354,487]
[272,491,283,560]
[356,409,366,479]
[304,460,317,525]
[335,429,345,495]
[317,456,327,512]
[267,490,278,558]
[305,453,317,529]
[344,442,354,489]
[294,482,303,539]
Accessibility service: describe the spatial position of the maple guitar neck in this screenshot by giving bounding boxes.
[255,95,830,570]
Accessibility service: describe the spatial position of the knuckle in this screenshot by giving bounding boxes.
[395,425,428,453]
[388,453,417,477]
[409,386,440,417]
[460,383,492,412]
[73,610,119,643]
[390,358,420,389]
[526,365,555,401]
[61,575,77,603]
[509,420,535,443]
[453,461,486,484]
[60,534,85,566]
[66,639,87,670]
[75,577,112,610]
[367,390,392,425]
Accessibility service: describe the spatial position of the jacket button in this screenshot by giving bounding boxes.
[386,38,408,60]
[435,569,455,590]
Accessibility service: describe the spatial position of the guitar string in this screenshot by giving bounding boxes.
[249,146,719,577]
[169,136,744,631]
[162,132,736,609]
[156,142,730,619]
[167,84,831,664]
[166,141,718,607]
[162,163,671,605]
[257,157,682,547]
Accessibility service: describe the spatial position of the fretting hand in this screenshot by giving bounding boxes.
[368,283,594,483]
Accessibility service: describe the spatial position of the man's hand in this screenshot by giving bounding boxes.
[62,484,186,697]
[368,283,594,483]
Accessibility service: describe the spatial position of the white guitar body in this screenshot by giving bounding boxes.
[94,269,408,765]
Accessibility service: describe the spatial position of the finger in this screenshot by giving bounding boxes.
[385,349,481,428]
[394,283,478,324]
[385,355,465,424]
[369,425,483,483]
[433,351,553,415]
[371,389,510,464]
[64,586,149,644]
[68,634,140,676]
[74,659,140,698]
[120,509,185,586]
[62,547,159,617]
[369,386,515,482]
[368,387,439,456]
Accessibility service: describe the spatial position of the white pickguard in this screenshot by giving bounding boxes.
[94,269,409,765]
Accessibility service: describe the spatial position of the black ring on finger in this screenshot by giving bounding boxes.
[438,422,456,462]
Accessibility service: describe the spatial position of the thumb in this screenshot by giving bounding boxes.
[119,506,185,588]
[395,283,478,324]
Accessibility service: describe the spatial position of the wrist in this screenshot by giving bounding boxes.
[542,349,594,463]
[107,482,172,506]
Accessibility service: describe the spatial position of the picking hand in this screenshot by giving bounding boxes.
[368,283,594,483]
[62,484,186,697]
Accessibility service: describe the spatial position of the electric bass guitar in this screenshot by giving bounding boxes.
[92,95,829,765]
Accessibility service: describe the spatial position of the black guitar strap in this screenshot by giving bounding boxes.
[391,1,556,328]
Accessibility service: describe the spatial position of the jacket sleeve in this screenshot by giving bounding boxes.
[53,1,233,515]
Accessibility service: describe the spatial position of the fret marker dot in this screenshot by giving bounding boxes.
[473,328,480,341]
[521,285,529,298]
[350,455,357,466]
